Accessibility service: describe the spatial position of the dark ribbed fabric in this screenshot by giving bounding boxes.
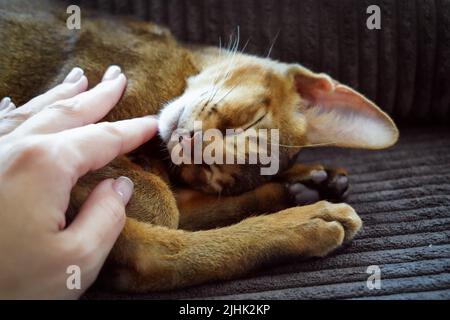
[86,127,450,300]
[69,0,450,124]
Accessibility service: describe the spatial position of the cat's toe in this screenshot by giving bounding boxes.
[310,169,328,183]
[323,170,349,202]
[285,167,349,206]
[287,182,320,205]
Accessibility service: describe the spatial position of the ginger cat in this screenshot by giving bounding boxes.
[0,0,398,292]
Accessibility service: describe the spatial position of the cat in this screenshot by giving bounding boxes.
[0,0,398,292]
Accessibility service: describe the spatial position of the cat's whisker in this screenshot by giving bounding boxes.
[269,141,338,148]
[207,67,226,105]
[206,68,224,104]
[225,32,235,56]
[206,29,240,105]
[222,26,240,82]
[266,29,280,58]
[240,38,250,55]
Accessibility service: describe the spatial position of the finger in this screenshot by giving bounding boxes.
[0,97,13,111]
[4,101,16,113]
[0,98,18,137]
[15,65,126,135]
[64,177,133,272]
[20,67,88,116]
[0,71,88,136]
[58,116,158,180]
[0,97,16,118]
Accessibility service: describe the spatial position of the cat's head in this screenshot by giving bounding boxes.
[158,50,398,195]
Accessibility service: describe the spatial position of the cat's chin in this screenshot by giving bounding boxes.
[157,116,177,144]
[157,101,185,144]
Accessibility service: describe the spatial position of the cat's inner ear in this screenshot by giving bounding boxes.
[288,65,399,149]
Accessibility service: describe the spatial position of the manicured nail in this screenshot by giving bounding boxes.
[63,67,84,84]
[0,97,11,110]
[5,102,16,113]
[102,65,122,81]
[113,176,134,205]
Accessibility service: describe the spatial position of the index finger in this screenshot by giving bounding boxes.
[56,116,158,183]
[13,66,126,136]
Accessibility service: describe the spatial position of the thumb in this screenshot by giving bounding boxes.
[66,176,133,263]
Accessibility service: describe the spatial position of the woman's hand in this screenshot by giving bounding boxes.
[0,66,158,299]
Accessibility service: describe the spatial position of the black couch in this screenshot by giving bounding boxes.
[69,0,450,299]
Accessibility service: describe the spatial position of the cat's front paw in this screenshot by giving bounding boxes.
[285,166,350,206]
[279,201,362,257]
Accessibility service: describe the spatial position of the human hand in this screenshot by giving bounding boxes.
[0,66,158,299]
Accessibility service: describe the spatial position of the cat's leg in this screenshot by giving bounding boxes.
[71,156,179,228]
[177,183,289,230]
[106,200,362,292]
[276,163,350,205]
[177,163,349,231]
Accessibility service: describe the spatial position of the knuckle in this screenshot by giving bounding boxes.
[4,109,33,122]
[13,138,48,160]
[100,122,124,148]
[51,84,78,101]
[101,122,122,137]
[47,99,81,117]
[10,137,75,178]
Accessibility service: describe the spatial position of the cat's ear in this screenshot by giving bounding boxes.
[287,65,399,149]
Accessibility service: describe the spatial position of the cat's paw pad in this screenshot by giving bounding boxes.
[320,169,350,202]
[286,168,349,206]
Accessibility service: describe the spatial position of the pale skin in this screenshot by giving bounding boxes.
[0,65,158,299]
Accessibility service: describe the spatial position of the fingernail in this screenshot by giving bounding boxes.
[0,97,11,110]
[5,102,16,113]
[63,67,84,84]
[113,176,134,205]
[102,65,122,81]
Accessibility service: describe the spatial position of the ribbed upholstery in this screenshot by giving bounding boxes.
[70,0,450,124]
